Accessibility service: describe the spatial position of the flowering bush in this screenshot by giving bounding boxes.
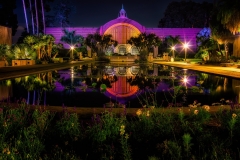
[0,101,240,159]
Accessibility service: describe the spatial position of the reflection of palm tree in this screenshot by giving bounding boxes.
[128,74,160,90]
[15,72,57,106]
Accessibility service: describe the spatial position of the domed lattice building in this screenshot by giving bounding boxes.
[46,5,202,58]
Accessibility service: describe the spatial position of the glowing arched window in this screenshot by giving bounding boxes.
[118,45,126,55]
[131,46,139,55]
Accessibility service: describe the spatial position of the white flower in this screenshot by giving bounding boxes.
[146,110,150,117]
[202,105,210,112]
[136,109,142,116]
[194,110,199,115]
[189,104,197,108]
[120,125,125,135]
[232,113,237,119]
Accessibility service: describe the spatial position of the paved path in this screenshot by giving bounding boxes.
[0,60,93,80]
[154,61,240,79]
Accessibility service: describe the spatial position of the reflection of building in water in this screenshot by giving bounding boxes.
[0,85,12,100]
[106,66,139,99]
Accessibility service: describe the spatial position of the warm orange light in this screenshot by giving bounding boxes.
[183,43,189,49]
[171,46,175,51]
[70,46,74,50]
[183,77,188,83]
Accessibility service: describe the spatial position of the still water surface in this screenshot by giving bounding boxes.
[0,63,240,108]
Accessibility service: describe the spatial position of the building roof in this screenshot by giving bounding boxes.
[100,5,145,34]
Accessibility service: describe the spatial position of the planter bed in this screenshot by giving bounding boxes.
[0,101,239,159]
[220,63,234,67]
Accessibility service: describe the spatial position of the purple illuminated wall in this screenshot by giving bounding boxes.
[146,28,201,51]
[46,14,201,52]
[46,27,99,48]
[46,27,201,51]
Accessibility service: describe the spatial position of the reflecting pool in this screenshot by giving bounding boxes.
[1,63,240,108]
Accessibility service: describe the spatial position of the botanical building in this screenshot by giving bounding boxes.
[46,6,202,57]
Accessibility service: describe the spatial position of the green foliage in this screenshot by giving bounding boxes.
[1,101,240,159]
[127,33,161,55]
[56,112,81,140]
[86,111,124,144]
[162,140,182,159]
[182,133,193,157]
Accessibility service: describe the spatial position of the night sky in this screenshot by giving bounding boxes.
[15,0,214,27]
[13,0,213,43]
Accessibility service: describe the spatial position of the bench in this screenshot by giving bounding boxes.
[220,63,234,67]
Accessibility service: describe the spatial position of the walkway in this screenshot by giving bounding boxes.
[154,61,240,79]
[0,60,92,80]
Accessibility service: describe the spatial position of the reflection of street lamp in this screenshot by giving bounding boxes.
[183,43,189,62]
[70,46,74,60]
[171,46,175,58]
[183,76,188,93]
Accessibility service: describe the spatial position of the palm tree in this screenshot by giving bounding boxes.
[146,33,162,53]
[217,0,240,35]
[85,33,100,55]
[127,33,161,61]
[97,34,118,55]
[60,29,84,59]
[165,35,181,58]
[22,0,29,33]
[209,3,234,61]
[23,35,36,46]
[13,44,36,60]
[127,33,146,53]
[0,44,10,60]
[29,0,35,34]
[33,40,46,60]
[0,44,13,66]
[51,43,63,59]
[42,34,55,58]
[35,0,39,35]
[41,0,45,34]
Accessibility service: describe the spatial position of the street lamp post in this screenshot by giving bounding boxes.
[171,46,175,59]
[70,46,74,60]
[183,43,189,62]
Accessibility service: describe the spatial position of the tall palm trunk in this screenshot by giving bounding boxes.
[29,0,35,34]
[35,0,39,35]
[22,0,29,33]
[41,0,45,34]
[224,41,229,61]
[37,48,41,59]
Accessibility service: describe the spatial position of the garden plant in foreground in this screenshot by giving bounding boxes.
[0,98,240,159]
